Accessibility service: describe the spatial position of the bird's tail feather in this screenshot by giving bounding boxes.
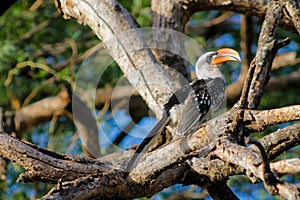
[124,112,170,177]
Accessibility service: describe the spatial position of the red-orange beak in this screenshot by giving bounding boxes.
[211,48,241,65]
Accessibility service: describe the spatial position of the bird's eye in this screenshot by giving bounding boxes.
[206,52,218,64]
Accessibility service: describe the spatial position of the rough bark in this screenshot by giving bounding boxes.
[239,0,285,109]
[1,105,300,199]
[56,0,175,118]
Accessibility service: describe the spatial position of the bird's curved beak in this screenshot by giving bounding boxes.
[211,48,241,65]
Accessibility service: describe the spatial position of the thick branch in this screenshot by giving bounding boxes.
[0,132,110,183]
[2,89,101,158]
[150,0,298,33]
[151,0,192,81]
[56,0,175,117]
[271,158,300,177]
[204,181,239,200]
[214,138,300,200]
[1,104,300,198]
[187,122,300,183]
[244,105,300,131]
[259,122,300,160]
[187,0,297,33]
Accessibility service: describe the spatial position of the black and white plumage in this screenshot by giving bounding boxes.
[174,77,226,137]
[124,48,241,177]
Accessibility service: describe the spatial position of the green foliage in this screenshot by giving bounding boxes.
[0,0,299,199]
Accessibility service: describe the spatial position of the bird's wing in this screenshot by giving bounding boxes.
[206,77,226,117]
[176,79,211,136]
[163,83,191,112]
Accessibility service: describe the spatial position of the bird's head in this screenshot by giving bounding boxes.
[195,48,241,80]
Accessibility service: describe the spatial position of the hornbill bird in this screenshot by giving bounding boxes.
[124,48,241,177]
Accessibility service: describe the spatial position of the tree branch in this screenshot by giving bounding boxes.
[244,105,300,131]
[271,158,300,177]
[239,1,285,109]
[259,122,300,160]
[204,181,239,200]
[0,132,110,183]
[101,0,298,36]
[186,0,297,33]
[214,137,300,199]
[1,103,299,198]
[56,0,175,117]
[246,138,282,195]
[151,0,192,81]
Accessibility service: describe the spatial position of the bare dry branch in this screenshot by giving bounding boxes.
[244,105,300,131]
[246,138,282,195]
[151,0,192,81]
[271,158,300,177]
[1,102,300,198]
[136,0,296,34]
[259,122,300,160]
[239,1,285,109]
[56,0,175,117]
[214,138,300,199]
[0,132,110,183]
[204,181,239,200]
